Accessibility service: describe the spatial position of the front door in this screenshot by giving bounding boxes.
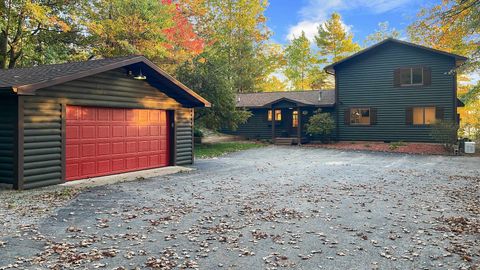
[289,109,299,136]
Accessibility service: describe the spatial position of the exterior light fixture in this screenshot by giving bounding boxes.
[133,69,146,80]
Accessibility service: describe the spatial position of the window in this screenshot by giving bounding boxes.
[292,110,298,127]
[268,110,282,121]
[350,108,370,125]
[400,67,423,86]
[275,110,282,121]
[413,107,436,125]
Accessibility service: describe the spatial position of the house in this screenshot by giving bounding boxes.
[225,38,467,144]
[0,56,209,190]
[224,90,335,144]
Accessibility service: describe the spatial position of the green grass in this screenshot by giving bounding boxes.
[195,141,266,158]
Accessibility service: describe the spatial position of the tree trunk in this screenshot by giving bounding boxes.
[0,30,8,69]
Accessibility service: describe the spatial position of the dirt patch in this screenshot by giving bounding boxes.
[306,141,449,155]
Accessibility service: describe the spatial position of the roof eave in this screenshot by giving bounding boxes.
[12,56,210,108]
[324,38,469,73]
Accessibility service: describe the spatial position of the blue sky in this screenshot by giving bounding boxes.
[265,0,439,44]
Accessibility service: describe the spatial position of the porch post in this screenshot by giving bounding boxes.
[271,106,275,144]
[297,107,301,145]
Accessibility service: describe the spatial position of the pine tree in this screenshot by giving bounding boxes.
[315,12,361,63]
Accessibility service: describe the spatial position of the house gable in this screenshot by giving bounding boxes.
[334,40,458,142]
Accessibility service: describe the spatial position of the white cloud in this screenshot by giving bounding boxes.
[287,21,321,41]
[287,0,413,42]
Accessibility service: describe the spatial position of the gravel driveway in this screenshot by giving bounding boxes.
[1,147,479,269]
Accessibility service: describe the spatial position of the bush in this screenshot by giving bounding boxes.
[194,128,204,138]
[430,120,459,151]
[305,110,335,142]
[388,141,406,150]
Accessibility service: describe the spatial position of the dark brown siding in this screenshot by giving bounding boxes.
[20,68,190,189]
[0,95,17,187]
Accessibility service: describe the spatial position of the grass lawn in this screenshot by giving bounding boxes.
[194,141,266,158]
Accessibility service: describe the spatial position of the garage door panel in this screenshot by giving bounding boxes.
[126,126,138,137]
[81,107,96,120]
[66,106,170,181]
[97,126,110,138]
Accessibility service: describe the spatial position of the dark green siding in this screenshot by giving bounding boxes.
[175,108,194,165]
[20,68,192,189]
[0,95,17,187]
[224,109,272,140]
[336,42,456,142]
[223,107,335,141]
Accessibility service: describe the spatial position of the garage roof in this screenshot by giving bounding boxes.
[236,90,335,108]
[0,55,210,107]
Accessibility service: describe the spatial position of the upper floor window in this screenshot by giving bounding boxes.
[400,67,423,86]
[394,67,431,87]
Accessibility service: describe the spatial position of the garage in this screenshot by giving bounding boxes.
[65,106,171,181]
[0,56,210,189]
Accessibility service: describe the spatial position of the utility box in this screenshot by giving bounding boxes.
[464,142,476,154]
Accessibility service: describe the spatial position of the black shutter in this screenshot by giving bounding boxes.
[435,106,444,120]
[423,67,432,86]
[370,108,377,125]
[344,109,350,125]
[394,69,401,87]
[405,107,413,125]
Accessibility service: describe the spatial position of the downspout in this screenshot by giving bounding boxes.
[325,68,339,141]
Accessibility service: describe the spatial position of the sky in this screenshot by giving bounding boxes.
[265,0,439,44]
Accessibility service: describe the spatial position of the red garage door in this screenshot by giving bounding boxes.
[65,106,170,181]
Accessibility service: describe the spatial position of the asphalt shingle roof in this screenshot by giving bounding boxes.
[236,90,335,108]
[0,56,138,88]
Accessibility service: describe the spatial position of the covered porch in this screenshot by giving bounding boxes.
[267,98,310,145]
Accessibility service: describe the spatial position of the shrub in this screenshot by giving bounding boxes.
[305,110,335,142]
[430,120,459,151]
[194,128,204,138]
[388,141,406,150]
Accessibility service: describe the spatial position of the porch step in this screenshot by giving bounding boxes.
[274,137,309,145]
[275,138,295,145]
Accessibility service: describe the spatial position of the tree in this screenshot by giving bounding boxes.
[176,49,251,130]
[256,75,288,92]
[364,22,400,46]
[86,0,204,73]
[199,0,272,93]
[315,12,361,63]
[408,0,479,73]
[284,31,324,90]
[0,0,85,69]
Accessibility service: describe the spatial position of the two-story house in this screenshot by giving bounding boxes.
[224,38,467,144]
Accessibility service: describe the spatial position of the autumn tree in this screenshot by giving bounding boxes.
[364,22,400,46]
[0,0,85,69]
[86,0,204,72]
[198,0,272,93]
[315,12,361,63]
[176,49,251,130]
[177,0,275,130]
[408,0,479,73]
[409,0,479,139]
[284,31,325,90]
[256,75,288,92]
